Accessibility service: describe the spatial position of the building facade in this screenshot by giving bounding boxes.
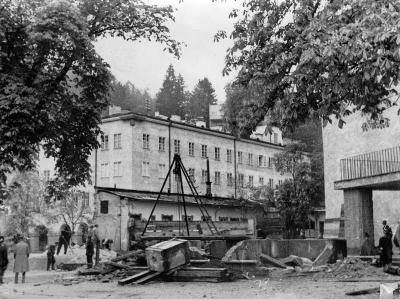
[96,111,289,199]
[323,106,400,243]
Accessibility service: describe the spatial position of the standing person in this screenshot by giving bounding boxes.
[379,228,393,269]
[92,224,100,265]
[0,236,9,284]
[57,223,71,255]
[361,232,374,256]
[13,235,29,284]
[394,221,400,252]
[382,220,392,237]
[46,245,56,271]
[86,236,94,269]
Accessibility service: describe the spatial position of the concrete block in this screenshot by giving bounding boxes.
[209,240,227,259]
[312,244,333,267]
[145,239,189,272]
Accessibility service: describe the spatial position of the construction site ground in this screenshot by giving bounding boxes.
[0,270,396,299]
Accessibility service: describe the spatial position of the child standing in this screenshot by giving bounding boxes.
[47,245,56,271]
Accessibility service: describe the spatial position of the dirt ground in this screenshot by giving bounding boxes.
[0,272,396,299]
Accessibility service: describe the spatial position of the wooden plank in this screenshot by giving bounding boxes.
[259,254,287,268]
[140,235,250,241]
[345,287,379,296]
[118,270,152,286]
[134,271,164,285]
[104,261,131,270]
[77,269,102,276]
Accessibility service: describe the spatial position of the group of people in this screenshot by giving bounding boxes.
[0,222,103,284]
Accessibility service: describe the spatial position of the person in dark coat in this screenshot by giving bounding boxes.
[379,228,393,268]
[86,236,94,269]
[46,245,56,271]
[57,223,71,255]
[13,235,29,284]
[0,236,8,284]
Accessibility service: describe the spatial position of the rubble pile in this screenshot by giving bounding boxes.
[75,240,234,285]
[312,257,391,280]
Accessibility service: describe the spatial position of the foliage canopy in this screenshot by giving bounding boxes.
[216,0,400,133]
[0,0,180,187]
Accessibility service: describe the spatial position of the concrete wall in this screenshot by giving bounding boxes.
[323,106,400,240]
[223,238,344,261]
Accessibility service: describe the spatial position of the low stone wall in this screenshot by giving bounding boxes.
[223,238,347,262]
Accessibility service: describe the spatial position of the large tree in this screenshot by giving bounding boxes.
[216,0,400,133]
[155,65,187,117]
[186,78,217,127]
[0,0,180,187]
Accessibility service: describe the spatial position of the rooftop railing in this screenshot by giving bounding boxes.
[340,146,400,180]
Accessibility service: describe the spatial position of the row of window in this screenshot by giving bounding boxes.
[144,134,275,168]
[142,162,282,187]
[101,134,121,150]
[100,161,122,177]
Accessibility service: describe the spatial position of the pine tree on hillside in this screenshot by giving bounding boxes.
[187,78,217,127]
[155,65,186,118]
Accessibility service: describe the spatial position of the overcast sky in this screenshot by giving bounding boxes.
[95,0,240,104]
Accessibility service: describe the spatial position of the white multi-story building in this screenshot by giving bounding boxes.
[95,111,288,198]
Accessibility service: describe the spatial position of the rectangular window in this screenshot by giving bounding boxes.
[273,133,278,144]
[113,161,122,177]
[100,200,108,214]
[130,214,142,221]
[158,164,166,179]
[219,216,229,221]
[259,177,264,185]
[258,155,263,167]
[100,163,109,177]
[238,151,243,164]
[143,134,150,149]
[43,170,50,181]
[188,142,195,156]
[249,175,254,187]
[268,157,274,168]
[201,145,208,158]
[214,171,221,185]
[101,135,109,150]
[201,169,208,183]
[248,153,253,165]
[113,133,121,149]
[201,216,212,221]
[174,139,180,154]
[238,173,244,187]
[278,179,283,186]
[188,168,195,183]
[269,178,274,188]
[227,173,233,186]
[214,147,220,161]
[227,149,232,163]
[158,137,165,152]
[182,215,194,221]
[161,214,173,221]
[142,161,150,177]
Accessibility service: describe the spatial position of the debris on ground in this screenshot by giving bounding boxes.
[74,238,234,285]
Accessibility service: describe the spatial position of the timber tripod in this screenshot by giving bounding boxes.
[141,154,219,236]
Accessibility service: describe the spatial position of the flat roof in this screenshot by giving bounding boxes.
[95,186,253,208]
